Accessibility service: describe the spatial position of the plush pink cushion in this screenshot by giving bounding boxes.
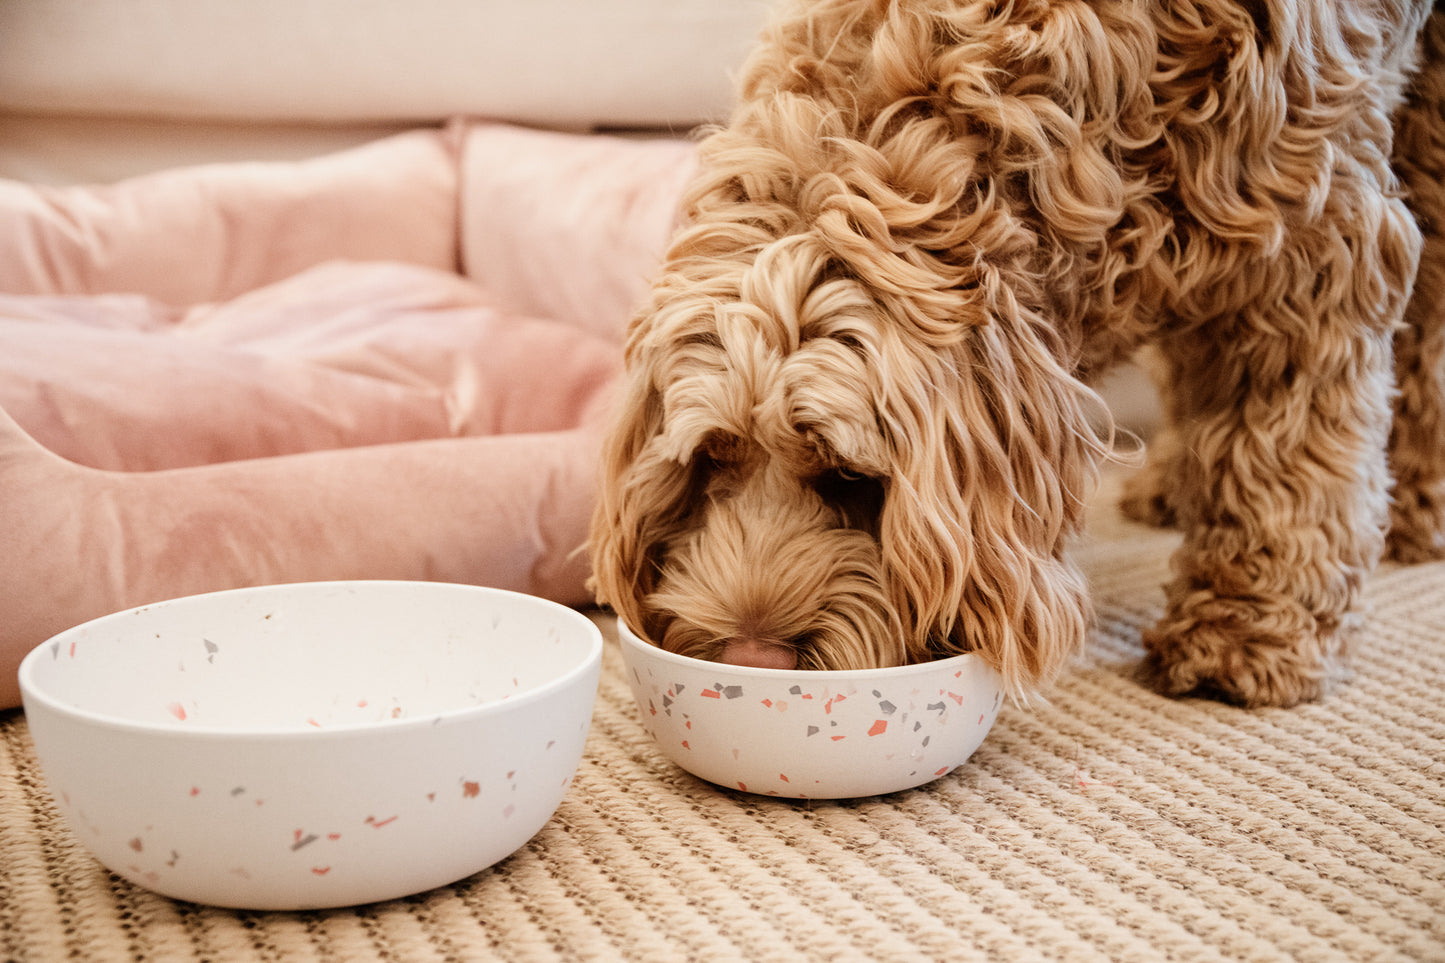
[0,128,463,304]
[0,122,694,708]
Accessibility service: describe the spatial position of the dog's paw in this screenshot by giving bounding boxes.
[1386,485,1445,563]
[1118,466,1177,528]
[1139,601,1341,708]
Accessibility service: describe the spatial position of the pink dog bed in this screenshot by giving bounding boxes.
[0,122,697,708]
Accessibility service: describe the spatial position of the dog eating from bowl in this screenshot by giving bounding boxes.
[589,0,1445,709]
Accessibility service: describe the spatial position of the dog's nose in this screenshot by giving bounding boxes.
[719,637,798,671]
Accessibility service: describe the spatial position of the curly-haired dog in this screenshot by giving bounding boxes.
[590,0,1445,707]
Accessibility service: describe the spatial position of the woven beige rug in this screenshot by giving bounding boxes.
[3,471,1443,962]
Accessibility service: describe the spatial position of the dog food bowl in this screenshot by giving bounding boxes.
[18,581,602,910]
[617,621,1004,798]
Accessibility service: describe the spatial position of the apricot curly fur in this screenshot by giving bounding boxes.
[590,0,1443,707]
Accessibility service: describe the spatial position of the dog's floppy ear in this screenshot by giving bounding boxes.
[588,368,676,636]
[877,322,1110,703]
[589,318,735,636]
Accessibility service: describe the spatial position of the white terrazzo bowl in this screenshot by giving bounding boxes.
[617,621,1004,799]
[18,581,602,910]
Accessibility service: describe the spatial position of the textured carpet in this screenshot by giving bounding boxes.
[3,473,1443,962]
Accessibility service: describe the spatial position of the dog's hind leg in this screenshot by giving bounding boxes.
[1387,8,1445,562]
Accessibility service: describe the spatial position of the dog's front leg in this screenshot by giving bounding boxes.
[1141,324,1397,706]
[1117,346,1184,529]
[1141,201,1420,707]
[1387,8,1445,562]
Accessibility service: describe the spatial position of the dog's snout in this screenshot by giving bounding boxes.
[719,637,798,671]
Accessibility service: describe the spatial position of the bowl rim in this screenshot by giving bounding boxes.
[615,618,986,682]
[18,580,603,740]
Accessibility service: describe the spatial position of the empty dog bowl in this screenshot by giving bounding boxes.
[18,581,602,910]
[617,620,1003,798]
